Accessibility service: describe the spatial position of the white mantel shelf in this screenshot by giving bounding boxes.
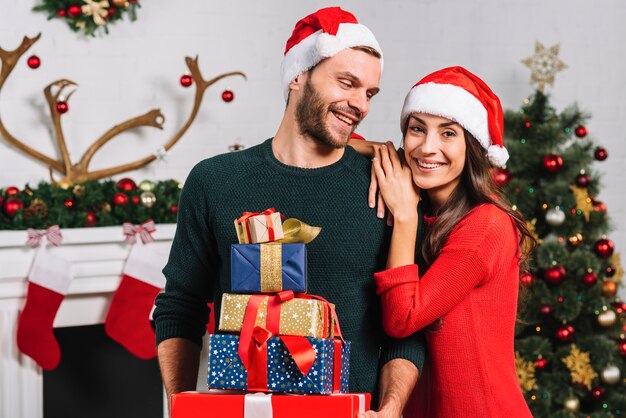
[0,224,176,418]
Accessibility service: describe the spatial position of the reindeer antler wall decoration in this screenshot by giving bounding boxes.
[0,34,246,188]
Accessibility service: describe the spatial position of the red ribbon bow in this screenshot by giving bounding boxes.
[236,208,284,243]
[122,220,156,244]
[26,225,63,248]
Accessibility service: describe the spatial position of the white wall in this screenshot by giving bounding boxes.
[1,0,624,296]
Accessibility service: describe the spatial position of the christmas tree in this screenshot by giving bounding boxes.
[504,91,625,417]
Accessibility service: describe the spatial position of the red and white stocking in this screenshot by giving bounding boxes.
[105,243,166,359]
[17,246,73,370]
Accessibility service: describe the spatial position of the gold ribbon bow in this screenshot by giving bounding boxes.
[82,0,110,26]
[278,218,321,244]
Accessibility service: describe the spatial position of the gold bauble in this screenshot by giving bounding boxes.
[138,180,156,192]
[111,0,128,6]
[73,184,85,197]
[598,309,617,327]
[568,233,583,247]
[140,191,156,208]
[563,395,580,413]
[603,280,618,297]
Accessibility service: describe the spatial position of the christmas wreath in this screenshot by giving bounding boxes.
[33,0,140,37]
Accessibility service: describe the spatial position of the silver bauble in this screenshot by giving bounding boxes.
[138,180,156,192]
[597,309,617,327]
[601,365,621,385]
[140,191,157,208]
[563,395,580,413]
[545,207,566,226]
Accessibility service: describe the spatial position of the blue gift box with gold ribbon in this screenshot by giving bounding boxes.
[231,243,307,293]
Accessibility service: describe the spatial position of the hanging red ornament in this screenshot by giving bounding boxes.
[575,172,591,188]
[574,125,587,138]
[3,196,23,217]
[614,301,626,314]
[520,272,535,287]
[491,168,511,187]
[64,198,74,208]
[113,192,129,206]
[591,387,605,400]
[594,238,615,259]
[84,211,97,227]
[55,100,69,114]
[108,7,116,17]
[555,324,575,342]
[582,271,598,287]
[593,199,607,213]
[594,147,608,161]
[132,196,140,205]
[27,55,41,69]
[180,74,193,88]
[115,177,136,192]
[4,186,19,196]
[170,204,178,214]
[542,154,563,173]
[544,265,567,285]
[524,121,531,128]
[57,9,66,17]
[221,89,234,102]
[67,5,82,17]
[619,341,626,356]
[535,358,548,370]
[605,265,616,277]
[539,304,553,316]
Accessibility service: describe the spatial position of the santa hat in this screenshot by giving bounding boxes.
[280,7,383,101]
[400,66,509,167]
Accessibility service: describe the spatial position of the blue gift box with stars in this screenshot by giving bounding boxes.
[208,334,350,394]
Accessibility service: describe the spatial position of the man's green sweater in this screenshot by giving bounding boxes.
[154,138,425,402]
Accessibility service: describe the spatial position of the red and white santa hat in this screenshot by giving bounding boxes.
[280,6,383,101]
[400,66,509,167]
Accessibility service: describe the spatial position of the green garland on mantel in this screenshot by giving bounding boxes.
[0,178,180,230]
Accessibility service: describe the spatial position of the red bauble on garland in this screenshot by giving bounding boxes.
[116,177,136,192]
[582,271,598,287]
[591,387,605,400]
[84,211,97,227]
[542,154,563,173]
[575,172,591,188]
[594,238,615,259]
[618,341,626,356]
[539,304,553,316]
[4,186,19,196]
[57,9,66,17]
[27,55,41,69]
[55,100,69,114]
[170,204,178,214]
[594,147,608,161]
[221,89,234,102]
[535,358,548,370]
[520,272,535,287]
[593,199,607,213]
[491,168,511,187]
[132,196,140,205]
[180,74,193,88]
[544,265,567,285]
[113,192,129,206]
[555,324,575,342]
[614,301,626,313]
[67,5,82,18]
[574,125,587,138]
[3,196,23,217]
[64,198,74,208]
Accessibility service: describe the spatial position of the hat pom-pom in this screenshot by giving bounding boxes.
[487,145,509,168]
[316,32,342,58]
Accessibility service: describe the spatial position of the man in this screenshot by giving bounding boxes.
[153,7,424,417]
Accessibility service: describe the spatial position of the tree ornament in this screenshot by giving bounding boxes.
[614,301,626,313]
[57,9,66,17]
[140,191,156,207]
[67,5,82,18]
[55,100,69,114]
[610,253,623,282]
[574,125,587,138]
[4,186,20,196]
[594,238,615,259]
[521,42,567,92]
[591,386,606,400]
[27,55,41,69]
[131,196,140,205]
[567,233,583,247]
[563,396,580,413]
[593,199,607,213]
[138,180,156,192]
[562,345,596,389]
[113,192,129,206]
[545,206,565,226]
[539,304,553,316]
[520,272,535,286]
[170,204,178,214]
[600,365,621,385]
[491,168,511,187]
[111,0,127,6]
[545,265,566,285]
[575,172,591,188]
[582,270,598,287]
[23,198,48,219]
[594,147,608,161]
[597,309,617,327]
[72,184,85,197]
[64,198,74,208]
[84,211,97,227]
[606,265,616,277]
[570,185,594,222]
[555,324,574,342]
[115,177,136,192]
[618,341,626,356]
[603,280,618,297]
[3,196,23,217]
[515,352,538,393]
[542,154,564,173]
[221,89,234,102]
[535,357,548,370]
[180,74,193,88]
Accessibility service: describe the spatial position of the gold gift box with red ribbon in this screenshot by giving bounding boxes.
[219,292,335,339]
[234,208,284,244]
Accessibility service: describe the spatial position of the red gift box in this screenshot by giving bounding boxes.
[171,391,370,418]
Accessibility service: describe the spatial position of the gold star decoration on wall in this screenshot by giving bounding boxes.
[522,41,567,92]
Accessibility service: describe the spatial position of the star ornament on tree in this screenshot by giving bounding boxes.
[561,344,597,390]
[522,42,567,92]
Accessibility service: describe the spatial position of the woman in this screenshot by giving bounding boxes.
[367,67,534,417]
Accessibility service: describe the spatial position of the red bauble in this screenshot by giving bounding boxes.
[180,74,193,88]
[535,358,548,370]
[3,196,23,217]
[555,324,575,342]
[582,271,598,287]
[520,272,535,286]
[115,177,136,192]
[575,173,591,188]
[614,301,626,313]
[606,265,616,277]
[542,154,563,173]
[619,341,626,356]
[492,168,511,187]
[221,89,234,102]
[594,147,608,161]
[591,387,605,400]
[574,125,587,138]
[539,304,553,316]
[55,101,69,114]
[544,265,567,285]
[132,196,140,205]
[113,192,129,206]
[84,211,97,227]
[593,200,607,213]
[57,9,66,17]
[27,55,41,69]
[67,5,82,17]
[4,186,19,196]
[594,238,615,259]
[64,198,74,208]
[107,7,115,17]
[0,196,3,207]
[170,204,178,214]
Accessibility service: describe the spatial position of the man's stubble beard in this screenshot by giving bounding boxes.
[295,78,360,149]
